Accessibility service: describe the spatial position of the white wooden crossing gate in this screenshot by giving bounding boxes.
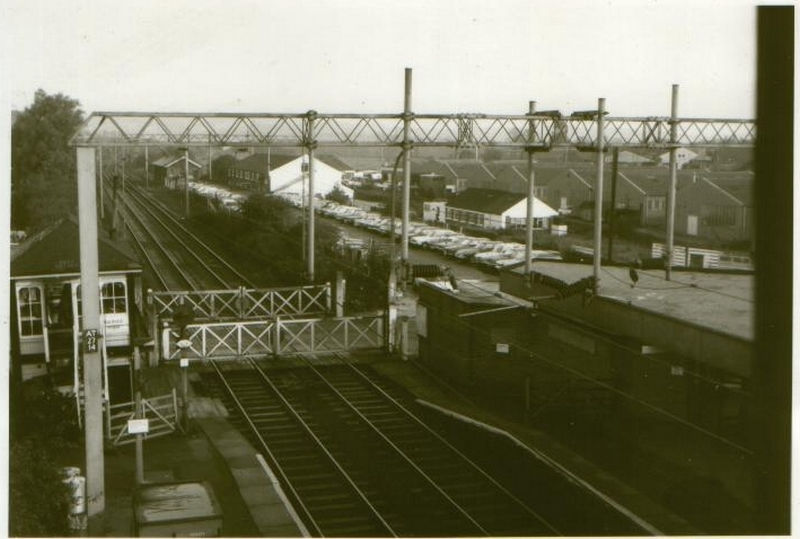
[150,284,331,321]
[163,315,384,361]
[106,390,180,446]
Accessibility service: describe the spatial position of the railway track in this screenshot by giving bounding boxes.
[107,179,652,536]
[109,177,254,291]
[204,357,563,536]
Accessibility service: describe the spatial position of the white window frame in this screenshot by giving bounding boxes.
[17,284,44,337]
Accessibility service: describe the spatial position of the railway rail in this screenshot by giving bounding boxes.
[107,177,653,536]
[109,177,254,291]
[204,356,571,536]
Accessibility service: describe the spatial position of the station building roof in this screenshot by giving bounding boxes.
[506,262,753,340]
[11,218,141,280]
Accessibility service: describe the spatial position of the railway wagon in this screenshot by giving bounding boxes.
[10,218,146,402]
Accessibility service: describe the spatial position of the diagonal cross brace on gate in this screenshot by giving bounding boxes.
[162,315,383,361]
[151,284,331,321]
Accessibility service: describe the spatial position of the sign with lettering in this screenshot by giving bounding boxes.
[496,343,509,354]
[83,330,99,353]
[128,419,149,434]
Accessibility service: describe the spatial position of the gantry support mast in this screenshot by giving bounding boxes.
[70,69,755,522]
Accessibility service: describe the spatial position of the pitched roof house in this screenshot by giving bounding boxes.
[445,188,558,230]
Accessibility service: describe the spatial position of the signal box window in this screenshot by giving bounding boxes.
[18,286,43,336]
[102,282,127,313]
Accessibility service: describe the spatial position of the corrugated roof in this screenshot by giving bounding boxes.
[11,218,141,278]
[448,188,526,214]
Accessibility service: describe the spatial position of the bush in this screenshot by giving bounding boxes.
[9,440,73,537]
[9,387,81,537]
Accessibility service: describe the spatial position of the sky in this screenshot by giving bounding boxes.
[3,0,760,119]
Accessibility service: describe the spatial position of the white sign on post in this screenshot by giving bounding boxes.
[128,419,150,434]
[496,343,510,354]
[180,357,189,368]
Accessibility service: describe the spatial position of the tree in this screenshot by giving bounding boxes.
[11,90,84,231]
[325,185,351,205]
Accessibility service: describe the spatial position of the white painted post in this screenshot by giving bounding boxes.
[77,146,105,522]
[335,272,345,318]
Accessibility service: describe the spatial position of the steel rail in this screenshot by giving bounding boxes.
[128,183,256,288]
[120,190,208,289]
[109,177,199,290]
[114,191,182,291]
[208,360,323,537]
[125,187,241,289]
[334,354,562,535]
[245,357,398,537]
[122,218,170,291]
[293,356,491,536]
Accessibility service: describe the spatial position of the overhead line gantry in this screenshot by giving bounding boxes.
[69,68,755,524]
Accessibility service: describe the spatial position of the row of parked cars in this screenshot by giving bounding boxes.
[189,182,246,212]
[296,197,564,271]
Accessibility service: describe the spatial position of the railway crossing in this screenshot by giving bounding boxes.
[70,68,755,522]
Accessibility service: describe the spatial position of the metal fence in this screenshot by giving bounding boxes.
[164,315,384,361]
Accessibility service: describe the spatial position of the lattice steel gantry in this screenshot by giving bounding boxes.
[69,72,754,522]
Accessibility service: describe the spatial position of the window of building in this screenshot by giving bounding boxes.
[18,286,43,336]
[101,281,127,314]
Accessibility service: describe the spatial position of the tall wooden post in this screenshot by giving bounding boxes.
[592,98,606,292]
[607,147,619,263]
[665,84,679,280]
[144,145,149,188]
[524,100,536,275]
[133,347,144,485]
[401,68,413,266]
[307,124,316,282]
[77,146,105,523]
[184,149,190,218]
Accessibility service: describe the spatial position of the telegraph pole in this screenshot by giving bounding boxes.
[665,84,679,280]
[400,68,413,270]
[184,148,190,218]
[77,147,105,525]
[524,100,536,275]
[592,98,606,292]
[144,145,149,188]
[607,147,619,263]
[208,135,213,183]
[121,150,126,195]
[306,110,317,282]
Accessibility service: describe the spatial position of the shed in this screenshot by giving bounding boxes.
[445,188,557,230]
[151,154,203,189]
